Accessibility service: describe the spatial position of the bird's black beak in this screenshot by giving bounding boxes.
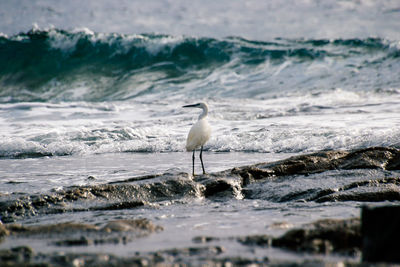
[182,104,200,108]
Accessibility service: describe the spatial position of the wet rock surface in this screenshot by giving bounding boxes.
[257,147,400,176]
[0,146,400,266]
[272,218,361,255]
[276,177,400,203]
[0,245,267,267]
[3,219,163,248]
[2,146,400,222]
[0,173,198,223]
[236,218,361,255]
[0,246,34,266]
[0,244,366,267]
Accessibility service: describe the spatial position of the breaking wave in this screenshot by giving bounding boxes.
[1,28,399,102]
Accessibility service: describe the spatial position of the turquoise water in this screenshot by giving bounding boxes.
[1,30,399,103]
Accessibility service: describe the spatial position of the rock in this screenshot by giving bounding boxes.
[3,219,163,248]
[231,166,274,185]
[227,147,400,203]
[0,246,268,267]
[10,222,99,235]
[1,146,399,224]
[260,177,400,203]
[192,236,220,243]
[5,219,162,236]
[272,218,361,255]
[0,173,198,222]
[268,221,294,230]
[0,246,34,264]
[386,152,400,170]
[362,205,400,263]
[0,223,10,241]
[253,147,400,178]
[213,256,269,266]
[312,178,400,203]
[201,179,240,198]
[316,190,400,202]
[92,200,145,211]
[267,150,347,176]
[54,236,94,246]
[237,235,271,247]
[163,246,225,257]
[102,219,163,233]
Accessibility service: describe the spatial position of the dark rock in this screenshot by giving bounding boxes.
[0,223,9,241]
[231,166,274,184]
[0,246,34,264]
[339,147,398,170]
[316,190,400,202]
[362,205,400,263]
[215,257,269,266]
[271,177,400,203]
[312,178,400,203]
[67,173,198,202]
[237,234,271,247]
[6,219,162,237]
[193,147,400,202]
[226,147,400,203]
[0,173,198,222]
[272,218,361,255]
[0,244,367,267]
[278,188,331,203]
[386,151,400,170]
[54,236,94,246]
[202,179,238,198]
[6,222,99,236]
[47,252,136,267]
[102,219,163,233]
[262,150,347,176]
[108,173,163,184]
[4,219,163,248]
[253,146,400,178]
[192,236,220,243]
[92,200,145,211]
[3,223,30,233]
[163,246,225,257]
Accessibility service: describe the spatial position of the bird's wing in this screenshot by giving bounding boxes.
[186,126,199,151]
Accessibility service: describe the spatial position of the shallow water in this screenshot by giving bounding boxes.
[0,152,293,194]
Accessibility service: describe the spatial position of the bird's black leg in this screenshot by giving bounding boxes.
[192,150,195,176]
[200,146,206,174]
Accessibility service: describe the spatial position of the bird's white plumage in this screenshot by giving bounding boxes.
[186,118,211,151]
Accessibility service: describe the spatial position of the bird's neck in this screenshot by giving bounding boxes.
[198,106,208,120]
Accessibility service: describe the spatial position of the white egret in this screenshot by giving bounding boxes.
[183,102,211,176]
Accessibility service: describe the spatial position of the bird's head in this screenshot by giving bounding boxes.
[183,102,209,119]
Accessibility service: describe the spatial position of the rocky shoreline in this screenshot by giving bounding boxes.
[1,146,400,266]
[0,217,362,266]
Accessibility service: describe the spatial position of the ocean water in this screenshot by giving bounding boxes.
[0,0,400,262]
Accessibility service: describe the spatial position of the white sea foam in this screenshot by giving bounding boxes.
[47,28,81,52]
[143,35,185,55]
[0,88,399,158]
